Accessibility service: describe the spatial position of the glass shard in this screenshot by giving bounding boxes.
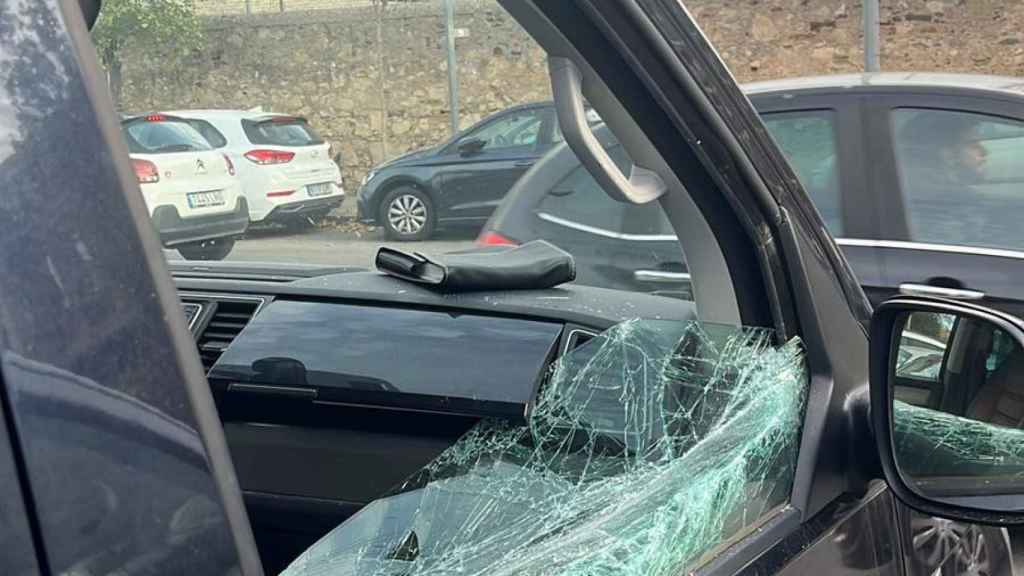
[284,320,807,576]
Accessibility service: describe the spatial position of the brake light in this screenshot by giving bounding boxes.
[223,154,235,176]
[244,149,295,165]
[477,231,518,246]
[132,159,159,184]
[267,190,295,198]
[144,114,167,122]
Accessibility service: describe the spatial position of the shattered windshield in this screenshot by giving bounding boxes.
[283,319,807,575]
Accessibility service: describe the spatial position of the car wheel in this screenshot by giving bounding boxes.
[177,237,236,261]
[380,186,435,241]
[951,526,1008,576]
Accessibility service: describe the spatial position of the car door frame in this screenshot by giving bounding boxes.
[0,2,263,574]
[750,92,892,308]
[513,1,901,574]
[863,90,1024,316]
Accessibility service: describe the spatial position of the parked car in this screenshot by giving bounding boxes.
[356,102,568,240]
[482,74,1024,317]
[121,113,249,260]
[5,2,1024,576]
[167,109,345,226]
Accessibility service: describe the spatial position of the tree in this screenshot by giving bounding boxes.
[91,0,204,106]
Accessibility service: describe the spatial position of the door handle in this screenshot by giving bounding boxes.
[634,270,691,284]
[514,160,535,168]
[898,283,985,300]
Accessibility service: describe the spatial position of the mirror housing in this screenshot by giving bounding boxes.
[871,297,1024,525]
[457,138,486,157]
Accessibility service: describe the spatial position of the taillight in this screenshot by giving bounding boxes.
[223,154,236,176]
[144,114,167,122]
[477,231,518,246]
[267,190,295,198]
[132,159,159,184]
[244,149,295,165]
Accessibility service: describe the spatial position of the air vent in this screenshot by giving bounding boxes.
[197,299,260,372]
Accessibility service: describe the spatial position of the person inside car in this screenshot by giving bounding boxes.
[896,112,990,246]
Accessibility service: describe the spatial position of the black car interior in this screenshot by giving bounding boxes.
[173,268,698,572]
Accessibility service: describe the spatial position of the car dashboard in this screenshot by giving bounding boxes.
[172,266,697,572]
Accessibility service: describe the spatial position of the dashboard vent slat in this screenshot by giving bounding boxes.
[196,299,260,373]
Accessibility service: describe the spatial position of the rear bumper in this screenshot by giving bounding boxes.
[152,197,250,247]
[263,195,344,222]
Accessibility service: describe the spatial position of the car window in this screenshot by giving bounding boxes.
[285,320,807,576]
[122,118,213,154]
[93,3,803,572]
[892,108,1024,252]
[536,145,632,232]
[457,109,544,151]
[185,119,228,148]
[762,111,843,235]
[895,312,953,393]
[537,144,675,236]
[242,117,324,146]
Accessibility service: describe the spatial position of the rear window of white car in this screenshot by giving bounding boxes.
[122,118,213,154]
[241,117,324,147]
[184,119,229,149]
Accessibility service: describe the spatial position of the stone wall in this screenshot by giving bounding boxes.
[118,0,1024,215]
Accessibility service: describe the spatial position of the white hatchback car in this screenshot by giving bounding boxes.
[167,110,345,226]
[121,114,249,260]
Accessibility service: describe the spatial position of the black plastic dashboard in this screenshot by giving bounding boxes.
[172,267,699,572]
[177,269,698,421]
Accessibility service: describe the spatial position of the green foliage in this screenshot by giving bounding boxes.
[91,0,204,68]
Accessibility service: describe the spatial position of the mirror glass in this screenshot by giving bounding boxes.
[891,311,1024,512]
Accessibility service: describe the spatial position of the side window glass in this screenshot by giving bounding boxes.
[895,312,954,407]
[185,119,228,149]
[285,320,808,575]
[536,145,632,231]
[458,110,543,152]
[762,111,843,236]
[892,108,1024,252]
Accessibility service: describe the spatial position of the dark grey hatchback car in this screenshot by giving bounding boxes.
[7,2,1024,576]
[483,74,1024,313]
[355,102,561,240]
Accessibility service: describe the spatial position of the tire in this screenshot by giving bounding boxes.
[177,237,236,261]
[380,186,435,241]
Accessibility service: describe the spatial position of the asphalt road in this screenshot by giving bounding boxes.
[166,225,478,268]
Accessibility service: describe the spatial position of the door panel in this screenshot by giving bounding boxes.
[871,242,1024,318]
[440,151,539,221]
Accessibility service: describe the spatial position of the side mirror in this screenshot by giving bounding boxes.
[871,297,1024,525]
[457,138,486,157]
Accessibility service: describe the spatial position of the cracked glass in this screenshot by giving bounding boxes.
[283,319,808,576]
[892,312,1024,511]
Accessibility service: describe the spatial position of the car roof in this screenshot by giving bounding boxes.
[744,72,1024,98]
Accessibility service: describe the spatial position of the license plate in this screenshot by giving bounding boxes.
[307,182,332,197]
[187,190,225,208]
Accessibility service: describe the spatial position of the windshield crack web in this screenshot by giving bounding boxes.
[284,319,807,576]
